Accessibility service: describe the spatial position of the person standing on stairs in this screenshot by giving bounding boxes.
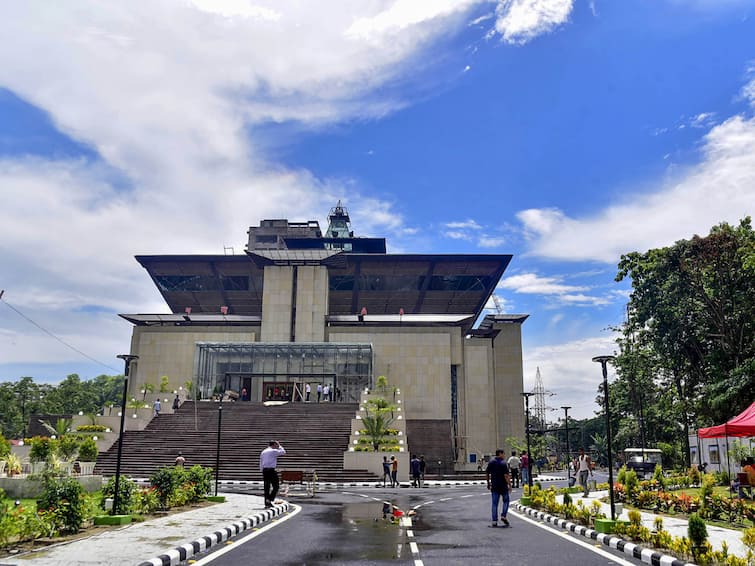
[260,440,286,508]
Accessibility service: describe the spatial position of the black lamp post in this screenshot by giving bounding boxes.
[521,392,534,488]
[561,406,571,479]
[114,354,138,515]
[214,376,227,497]
[593,355,616,521]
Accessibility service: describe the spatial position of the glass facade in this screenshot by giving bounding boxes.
[194,342,373,403]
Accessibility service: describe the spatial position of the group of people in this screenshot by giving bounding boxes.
[304,383,341,403]
[499,450,529,488]
[381,455,400,487]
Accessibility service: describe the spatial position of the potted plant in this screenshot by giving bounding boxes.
[5,453,22,476]
[77,437,98,475]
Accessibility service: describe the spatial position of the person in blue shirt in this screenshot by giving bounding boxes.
[411,454,422,487]
[486,449,511,527]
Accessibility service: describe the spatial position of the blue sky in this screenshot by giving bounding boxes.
[0,0,753,419]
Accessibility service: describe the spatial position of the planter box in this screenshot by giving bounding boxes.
[594,518,630,534]
[519,496,532,505]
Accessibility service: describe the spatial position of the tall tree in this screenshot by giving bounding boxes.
[614,218,755,464]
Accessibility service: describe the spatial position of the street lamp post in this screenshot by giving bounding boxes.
[114,354,138,515]
[521,392,534,489]
[214,376,227,497]
[593,355,616,521]
[561,406,571,479]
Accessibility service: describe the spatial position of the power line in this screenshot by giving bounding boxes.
[0,291,119,372]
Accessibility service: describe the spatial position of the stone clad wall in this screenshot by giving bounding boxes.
[130,326,257,396]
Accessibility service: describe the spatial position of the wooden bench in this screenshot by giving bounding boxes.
[279,469,317,497]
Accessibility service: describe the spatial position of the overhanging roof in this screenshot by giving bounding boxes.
[135,252,512,330]
[120,313,261,326]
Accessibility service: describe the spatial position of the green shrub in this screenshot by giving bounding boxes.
[688,512,708,548]
[78,437,98,462]
[185,465,213,502]
[150,466,187,509]
[38,477,87,534]
[58,436,80,461]
[652,464,667,490]
[0,434,10,459]
[29,436,57,463]
[617,465,627,484]
[132,488,159,514]
[101,476,136,515]
[76,425,107,432]
[689,465,701,485]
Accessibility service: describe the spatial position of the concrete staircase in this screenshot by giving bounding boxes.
[95,401,380,483]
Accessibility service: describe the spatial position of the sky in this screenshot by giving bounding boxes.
[0,0,753,420]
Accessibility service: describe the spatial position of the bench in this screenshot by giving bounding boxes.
[279,469,318,497]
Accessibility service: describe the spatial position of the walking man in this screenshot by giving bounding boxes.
[577,447,593,497]
[260,440,286,508]
[153,398,161,417]
[390,455,398,487]
[507,450,521,488]
[411,454,421,488]
[305,383,311,402]
[520,451,530,486]
[382,456,391,487]
[323,384,330,402]
[316,383,322,403]
[486,449,511,527]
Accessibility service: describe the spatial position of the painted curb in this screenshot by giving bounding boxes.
[514,503,696,566]
[136,502,291,566]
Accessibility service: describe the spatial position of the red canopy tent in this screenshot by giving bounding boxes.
[697,401,755,438]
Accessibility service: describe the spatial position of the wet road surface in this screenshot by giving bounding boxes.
[188,484,641,565]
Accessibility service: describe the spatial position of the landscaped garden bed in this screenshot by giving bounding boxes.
[522,466,755,566]
[0,464,216,558]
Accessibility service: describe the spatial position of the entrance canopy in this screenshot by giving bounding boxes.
[697,401,755,438]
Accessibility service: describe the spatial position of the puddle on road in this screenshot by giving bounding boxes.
[302,500,411,562]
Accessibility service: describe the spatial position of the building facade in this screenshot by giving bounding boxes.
[120,203,527,470]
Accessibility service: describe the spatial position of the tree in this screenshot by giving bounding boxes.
[615,218,755,465]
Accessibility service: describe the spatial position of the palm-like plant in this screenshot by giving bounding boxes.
[141,382,155,401]
[39,417,71,438]
[361,412,394,451]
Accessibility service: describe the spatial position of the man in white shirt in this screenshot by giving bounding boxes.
[260,441,286,508]
[323,384,330,402]
[507,451,521,488]
[577,447,593,497]
[305,383,311,402]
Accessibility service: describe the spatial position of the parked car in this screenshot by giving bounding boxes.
[624,448,662,479]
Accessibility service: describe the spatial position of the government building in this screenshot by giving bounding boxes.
[119,203,527,472]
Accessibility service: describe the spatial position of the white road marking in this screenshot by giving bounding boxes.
[410,541,419,555]
[510,509,636,566]
[191,505,302,565]
[460,494,475,498]
[407,529,414,537]
[439,497,452,502]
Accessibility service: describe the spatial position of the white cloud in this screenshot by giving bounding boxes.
[517,113,755,263]
[478,235,506,248]
[1,2,497,373]
[499,272,588,295]
[446,231,474,241]
[494,0,574,45]
[445,219,483,229]
[523,334,618,420]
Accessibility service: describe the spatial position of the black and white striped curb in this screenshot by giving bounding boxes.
[514,504,696,566]
[137,502,291,566]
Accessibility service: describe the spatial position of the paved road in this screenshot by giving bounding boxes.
[189,484,641,565]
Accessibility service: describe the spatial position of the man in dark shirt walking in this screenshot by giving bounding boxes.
[486,449,511,527]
